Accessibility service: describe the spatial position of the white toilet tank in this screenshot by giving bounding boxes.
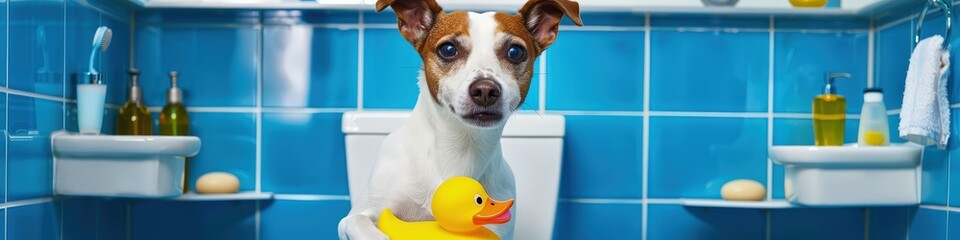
[342,111,565,240]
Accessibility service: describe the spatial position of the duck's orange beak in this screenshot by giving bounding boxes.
[473,198,514,225]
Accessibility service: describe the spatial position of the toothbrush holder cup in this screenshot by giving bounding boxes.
[77,83,107,135]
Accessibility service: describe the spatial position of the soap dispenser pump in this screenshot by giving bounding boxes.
[117,68,152,135]
[813,73,850,146]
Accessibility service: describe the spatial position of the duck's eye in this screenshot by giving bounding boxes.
[506,45,526,63]
[437,43,458,60]
[474,194,483,206]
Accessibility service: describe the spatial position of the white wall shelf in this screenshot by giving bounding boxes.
[681,199,796,209]
[167,191,274,201]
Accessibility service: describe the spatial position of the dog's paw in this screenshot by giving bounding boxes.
[339,214,389,240]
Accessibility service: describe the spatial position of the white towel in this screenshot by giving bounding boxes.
[900,35,951,149]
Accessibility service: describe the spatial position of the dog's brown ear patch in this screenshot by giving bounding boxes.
[518,0,582,49]
[376,0,444,46]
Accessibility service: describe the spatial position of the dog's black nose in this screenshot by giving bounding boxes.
[469,80,500,107]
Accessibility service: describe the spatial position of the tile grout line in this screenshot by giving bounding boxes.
[946,148,951,239]
[125,7,137,240]
[766,15,775,202]
[4,1,8,238]
[255,14,265,240]
[864,17,876,240]
[73,0,129,24]
[641,13,651,240]
[130,10,136,69]
[357,11,364,111]
[0,197,55,209]
[255,22,264,193]
[125,200,131,240]
[136,22,871,34]
[867,19,875,88]
[60,7,66,239]
[766,15,775,240]
[539,50,546,114]
[864,208,871,240]
[0,87,72,102]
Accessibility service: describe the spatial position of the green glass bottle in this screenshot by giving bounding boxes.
[117,68,152,135]
[160,71,191,193]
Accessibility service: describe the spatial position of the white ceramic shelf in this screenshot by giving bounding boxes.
[168,192,274,201]
[769,144,922,206]
[681,199,796,209]
[52,132,202,198]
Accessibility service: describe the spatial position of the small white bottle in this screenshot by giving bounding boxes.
[857,88,890,146]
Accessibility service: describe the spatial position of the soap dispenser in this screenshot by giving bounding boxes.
[160,71,190,136]
[857,88,890,146]
[117,68,152,135]
[160,71,191,193]
[813,73,850,146]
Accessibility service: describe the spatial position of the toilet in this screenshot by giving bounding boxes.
[342,111,565,240]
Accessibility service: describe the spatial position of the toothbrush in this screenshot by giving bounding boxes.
[87,26,112,77]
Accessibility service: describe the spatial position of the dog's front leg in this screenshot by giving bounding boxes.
[338,210,388,240]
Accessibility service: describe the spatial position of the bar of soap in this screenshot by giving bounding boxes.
[195,172,240,194]
[721,179,765,201]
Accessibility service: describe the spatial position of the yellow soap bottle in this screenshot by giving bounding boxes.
[160,71,191,193]
[117,68,152,135]
[813,73,850,146]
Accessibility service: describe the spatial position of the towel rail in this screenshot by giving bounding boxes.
[915,0,952,48]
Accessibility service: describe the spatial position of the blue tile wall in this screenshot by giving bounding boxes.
[97,198,130,240]
[774,31,868,114]
[869,207,910,240]
[553,202,643,239]
[262,27,358,108]
[922,147,950,205]
[62,198,99,240]
[770,208,865,240]
[262,112,347,195]
[362,29,421,109]
[8,202,61,240]
[9,0,66,97]
[650,30,769,112]
[909,207,947,240]
[2,0,133,239]
[135,27,259,107]
[649,117,767,198]
[8,95,62,201]
[130,200,257,240]
[259,200,351,239]
[547,31,644,111]
[647,204,764,240]
[185,113,257,191]
[10,1,959,239]
[559,116,642,199]
[877,20,911,109]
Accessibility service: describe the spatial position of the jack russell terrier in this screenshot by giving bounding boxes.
[338,0,581,239]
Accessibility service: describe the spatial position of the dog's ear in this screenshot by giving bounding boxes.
[376,0,444,46]
[518,0,582,49]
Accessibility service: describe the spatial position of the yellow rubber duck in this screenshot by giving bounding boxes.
[378,176,514,240]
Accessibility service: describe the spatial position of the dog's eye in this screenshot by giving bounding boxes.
[506,45,526,63]
[437,43,458,60]
[474,194,483,206]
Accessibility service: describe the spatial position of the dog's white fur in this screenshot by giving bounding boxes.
[338,12,519,240]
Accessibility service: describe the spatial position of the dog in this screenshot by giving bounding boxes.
[338,0,581,239]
